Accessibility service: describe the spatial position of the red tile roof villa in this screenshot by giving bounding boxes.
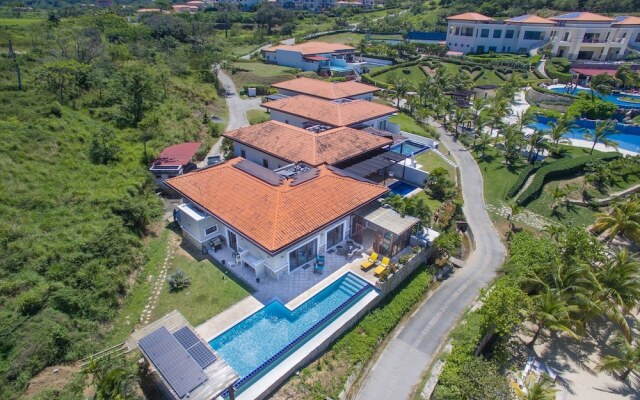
[271,77,380,100]
[152,142,201,167]
[165,158,388,253]
[262,41,355,56]
[223,121,392,166]
[262,95,397,127]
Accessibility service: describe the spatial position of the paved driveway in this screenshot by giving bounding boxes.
[354,123,506,400]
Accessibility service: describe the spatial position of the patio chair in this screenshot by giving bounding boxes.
[360,252,379,271]
[314,255,325,274]
[336,245,345,256]
[373,257,391,276]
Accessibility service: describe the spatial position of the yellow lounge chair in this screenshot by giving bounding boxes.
[360,252,379,270]
[373,257,391,276]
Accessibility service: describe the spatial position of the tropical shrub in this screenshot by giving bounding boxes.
[167,269,191,292]
[517,152,621,205]
[567,93,618,120]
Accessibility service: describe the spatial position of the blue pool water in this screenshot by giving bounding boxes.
[390,140,431,156]
[210,273,373,391]
[528,119,640,153]
[388,181,419,197]
[550,87,640,108]
[330,65,353,73]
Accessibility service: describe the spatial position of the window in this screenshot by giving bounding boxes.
[523,31,543,40]
[488,46,497,52]
[205,225,218,236]
[480,29,489,38]
[493,30,502,39]
[289,239,317,271]
[262,159,269,168]
[476,46,485,53]
[505,30,514,39]
[563,32,569,41]
[240,149,246,158]
[326,224,344,249]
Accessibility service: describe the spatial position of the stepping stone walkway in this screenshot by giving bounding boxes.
[431,148,458,168]
[140,235,176,325]
[485,203,555,231]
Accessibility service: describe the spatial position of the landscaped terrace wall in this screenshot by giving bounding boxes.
[378,247,430,296]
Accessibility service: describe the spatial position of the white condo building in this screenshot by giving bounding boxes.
[446,12,640,61]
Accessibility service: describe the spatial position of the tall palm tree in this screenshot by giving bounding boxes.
[502,124,524,165]
[542,224,567,241]
[391,78,412,108]
[486,96,511,140]
[526,289,579,347]
[593,198,640,243]
[597,328,640,381]
[527,130,548,164]
[547,117,574,156]
[584,120,618,154]
[596,249,640,339]
[590,73,618,100]
[550,186,569,212]
[474,131,492,159]
[516,110,536,131]
[615,64,638,90]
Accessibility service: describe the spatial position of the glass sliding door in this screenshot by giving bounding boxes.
[288,239,317,272]
[326,223,344,249]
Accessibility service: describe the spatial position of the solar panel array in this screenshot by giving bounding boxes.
[172,326,217,369]
[139,327,207,398]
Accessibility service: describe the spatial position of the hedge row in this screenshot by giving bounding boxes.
[516,152,621,205]
[544,59,572,83]
[531,82,577,99]
[506,163,541,199]
[361,59,425,88]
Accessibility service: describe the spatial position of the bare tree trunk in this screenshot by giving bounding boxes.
[8,39,22,90]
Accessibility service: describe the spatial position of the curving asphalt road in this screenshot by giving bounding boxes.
[354,123,506,400]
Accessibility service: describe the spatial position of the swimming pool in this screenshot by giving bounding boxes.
[330,65,354,73]
[211,273,373,395]
[388,181,420,197]
[528,118,640,153]
[549,87,640,108]
[390,140,431,156]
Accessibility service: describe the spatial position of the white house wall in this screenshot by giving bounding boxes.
[269,110,310,128]
[232,142,291,170]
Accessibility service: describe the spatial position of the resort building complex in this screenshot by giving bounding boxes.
[446,11,640,61]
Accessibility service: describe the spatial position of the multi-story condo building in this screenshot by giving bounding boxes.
[446,11,640,61]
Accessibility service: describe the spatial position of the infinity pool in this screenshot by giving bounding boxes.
[549,87,640,108]
[210,273,372,393]
[529,120,640,153]
[391,140,431,156]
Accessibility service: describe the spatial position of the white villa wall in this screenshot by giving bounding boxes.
[446,19,640,60]
[268,110,310,128]
[233,142,291,170]
[266,50,332,71]
[390,163,430,187]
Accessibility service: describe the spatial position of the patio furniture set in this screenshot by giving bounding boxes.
[360,252,391,276]
[336,240,364,261]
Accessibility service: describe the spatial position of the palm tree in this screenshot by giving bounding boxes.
[584,120,618,155]
[542,224,566,241]
[474,131,492,159]
[596,249,640,339]
[526,376,557,400]
[526,289,579,347]
[597,328,640,381]
[391,78,412,108]
[527,130,548,164]
[516,110,536,131]
[547,117,574,156]
[590,73,619,100]
[486,96,511,140]
[508,203,523,231]
[593,198,640,243]
[615,63,638,90]
[502,124,524,165]
[550,186,569,212]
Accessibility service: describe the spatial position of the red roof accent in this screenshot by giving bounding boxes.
[447,13,495,22]
[153,142,201,166]
[571,68,617,77]
[304,55,329,61]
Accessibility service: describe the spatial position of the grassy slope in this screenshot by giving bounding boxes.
[389,113,430,135]
[247,109,270,125]
[375,65,428,87]
[230,62,296,90]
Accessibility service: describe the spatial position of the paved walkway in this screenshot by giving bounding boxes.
[355,123,506,400]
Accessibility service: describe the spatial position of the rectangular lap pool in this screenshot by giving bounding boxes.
[390,140,431,156]
[210,273,373,395]
[388,181,420,197]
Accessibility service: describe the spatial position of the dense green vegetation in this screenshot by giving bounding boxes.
[0,11,232,398]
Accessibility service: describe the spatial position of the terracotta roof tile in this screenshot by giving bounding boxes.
[262,95,397,127]
[166,158,387,253]
[613,16,640,26]
[550,12,615,22]
[262,41,355,55]
[272,77,380,100]
[447,13,495,21]
[223,121,392,166]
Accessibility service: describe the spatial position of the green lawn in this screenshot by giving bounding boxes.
[230,62,297,90]
[415,150,456,180]
[375,65,428,87]
[526,181,598,228]
[0,17,43,25]
[314,32,365,45]
[151,251,252,326]
[389,112,431,136]
[247,109,270,125]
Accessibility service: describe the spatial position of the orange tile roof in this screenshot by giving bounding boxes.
[263,41,355,55]
[272,77,380,100]
[166,158,387,253]
[262,95,397,127]
[223,121,392,166]
[613,16,640,26]
[447,12,495,21]
[505,15,556,25]
[550,12,615,22]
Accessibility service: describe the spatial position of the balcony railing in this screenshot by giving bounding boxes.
[582,38,606,43]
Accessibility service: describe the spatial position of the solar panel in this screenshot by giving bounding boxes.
[187,342,217,369]
[234,159,284,186]
[139,327,207,398]
[173,326,199,349]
